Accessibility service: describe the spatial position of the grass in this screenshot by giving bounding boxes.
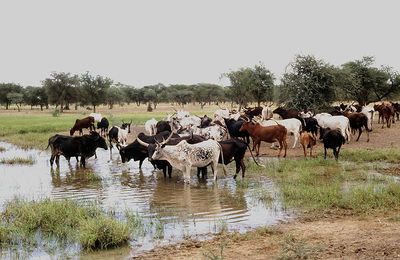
[341,148,400,163]
[0,103,221,149]
[0,198,132,251]
[246,152,400,215]
[0,156,36,165]
[277,234,322,260]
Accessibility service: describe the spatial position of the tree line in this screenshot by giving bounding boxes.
[1,55,399,112]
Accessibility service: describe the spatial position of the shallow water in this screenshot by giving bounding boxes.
[0,142,290,259]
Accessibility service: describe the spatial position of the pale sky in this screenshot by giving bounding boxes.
[1,0,399,87]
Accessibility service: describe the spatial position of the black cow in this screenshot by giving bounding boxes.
[97,117,109,137]
[48,131,108,167]
[119,131,179,169]
[244,107,263,119]
[200,115,213,128]
[155,120,172,134]
[223,118,250,144]
[303,117,319,136]
[273,107,305,127]
[322,128,345,161]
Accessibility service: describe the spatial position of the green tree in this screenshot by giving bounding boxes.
[0,83,23,109]
[340,57,400,105]
[106,86,124,109]
[7,92,23,112]
[250,64,275,107]
[80,72,113,112]
[280,55,337,110]
[193,83,224,109]
[43,72,79,113]
[23,86,48,110]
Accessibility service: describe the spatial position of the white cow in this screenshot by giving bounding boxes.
[178,116,201,130]
[89,113,102,122]
[193,124,228,141]
[214,109,230,122]
[260,118,302,148]
[314,114,351,143]
[261,107,273,120]
[145,118,158,136]
[149,139,227,183]
[361,106,375,131]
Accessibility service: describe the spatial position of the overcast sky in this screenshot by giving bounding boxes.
[1,0,399,87]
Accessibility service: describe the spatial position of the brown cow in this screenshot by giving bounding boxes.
[375,103,394,128]
[346,112,371,142]
[239,122,287,157]
[70,116,95,136]
[300,131,317,158]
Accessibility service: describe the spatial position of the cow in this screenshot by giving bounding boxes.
[119,131,179,169]
[347,112,371,142]
[260,118,302,148]
[108,120,132,155]
[145,118,158,136]
[193,124,228,141]
[392,102,400,121]
[243,106,263,119]
[314,114,351,143]
[136,133,206,178]
[214,108,230,122]
[223,118,250,144]
[272,107,305,128]
[303,117,319,137]
[377,103,395,128]
[48,131,108,167]
[156,120,173,134]
[70,116,95,136]
[239,122,287,157]
[361,106,375,131]
[300,131,317,158]
[322,128,345,161]
[144,136,227,183]
[200,115,213,128]
[97,117,109,137]
[261,106,273,120]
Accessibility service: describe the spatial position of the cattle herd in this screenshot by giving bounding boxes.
[47,101,400,183]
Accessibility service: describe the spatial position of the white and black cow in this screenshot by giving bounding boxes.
[147,137,227,183]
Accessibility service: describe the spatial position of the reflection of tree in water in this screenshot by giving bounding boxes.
[149,181,248,221]
[50,163,103,190]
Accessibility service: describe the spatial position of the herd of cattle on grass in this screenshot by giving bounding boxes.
[46,101,400,183]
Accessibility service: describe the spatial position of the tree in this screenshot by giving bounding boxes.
[250,64,275,107]
[280,55,337,111]
[106,86,124,109]
[340,57,400,105]
[0,83,23,109]
[43,72,79,113]
[80,72,113,112]
[7,92,23,112]
[23,86,48,110]
[223,64,275,110]
[193,83,224,109]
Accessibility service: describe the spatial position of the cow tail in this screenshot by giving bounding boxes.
[245,143,265,168]
[217,143,228,176]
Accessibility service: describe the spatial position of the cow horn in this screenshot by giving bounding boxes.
[136,137,149,147]
[159,131,174,145]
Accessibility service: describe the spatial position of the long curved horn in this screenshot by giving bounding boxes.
[136,137,149,147]
[159,131,174,145]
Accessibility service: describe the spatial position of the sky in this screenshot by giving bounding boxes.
[1,0,399,87]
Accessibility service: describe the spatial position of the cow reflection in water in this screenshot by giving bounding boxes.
[148,179,248,221]
[50,164,103,190]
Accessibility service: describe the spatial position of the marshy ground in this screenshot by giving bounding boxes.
[0,104,399,259]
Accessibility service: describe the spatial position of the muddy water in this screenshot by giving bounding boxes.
[0,142,290,259]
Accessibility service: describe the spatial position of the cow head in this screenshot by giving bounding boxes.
[90,131,108,150]
[239,121,255,134]
[121,120,132,133]
[70,128,75,136]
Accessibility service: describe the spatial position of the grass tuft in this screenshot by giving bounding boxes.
[0,156,36,165]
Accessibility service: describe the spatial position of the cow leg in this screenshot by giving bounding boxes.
[356,128,362,142]
[94,152,97,159]
[333,148,338,161]
[240,158,246,178]
[292,133,299,149]
[302,144,307,158]
[162,166,167,178]
[336,146,342,160]
[56,155,60,167]
[197,168,201,178]
[167,165,172,178]
[211,161,218,181]
[81,157,86,168]
[324,147,327,159]
[139,159,144,169]
[184,166,191,183]
[366,126,370,142]
[50,154,55,166]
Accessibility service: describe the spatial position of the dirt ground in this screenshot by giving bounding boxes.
[134,119,400,259]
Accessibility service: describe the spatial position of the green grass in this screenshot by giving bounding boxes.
[0,198,132,251]
[341,148,400,163]
[0,156,36,165]
[246,153,400,215]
